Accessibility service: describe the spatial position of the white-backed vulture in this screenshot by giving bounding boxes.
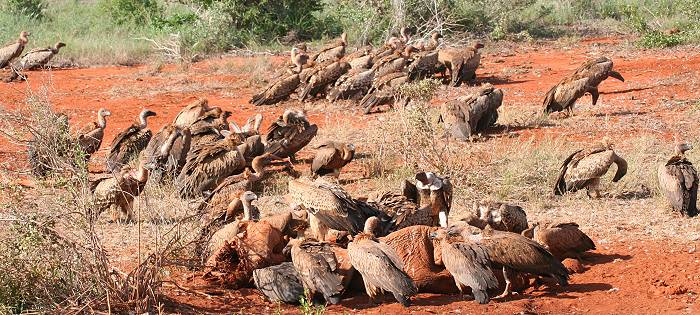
[407,50,439,80]
[288,178,390,239]
[348,217,417,307]
[371,46,417,78]
[200,153,283,222]
[326,68,375,101]
[92,136,178,223]
[439,84,503,140]
[421,32,443,51]
[523,222,595,261]
[142,124,191,183]
[381,225,458,293]
[430,228,498,304]
[299,60,351,101]
[658,143,698,217]
[544,56,625,114]
[264,109,317,162]
[554,140,627,197]
[309,32,347,63]
[439,225,569,299]
[173,98,211,128]
[105,109,157,173]
[369,173,451,230]
[175,130,246,198]
[285,238,346,304]
[463,200,528,234]
[19,42,65,70]
[250,48,308,106]
[437,42,483,87]
[360,71,410,114]
[0,31,30,68]
[253,262,305,304]
[311,141,355,178]
[76,108,111,161]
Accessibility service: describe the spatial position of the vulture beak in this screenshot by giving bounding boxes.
[609,70,625,82]
[428,232,438,240]
[282,244,292,256]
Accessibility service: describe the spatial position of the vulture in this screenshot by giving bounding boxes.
[311,141,355,178]
[345,46,373,70]
[105,109,157,173]
[372,37,404,63]
[264,109,317,162]
[554,140,627,198]
[326,68,375,101]
[370,172,452,230]
[371,46,416,78]
[175,130,247,198]
[463,200,528,234]
[657,143,698,217]
[360,71,410,114]
[19,42,65,70]
[430,228,498,304]
[92,136,175,223]
[250,48,308,106]
[76,108,111,162]
[309,32,347,63]
[407,49,439,80]
[436,225,569,299]
[543,56,625,114]
[437,42,483,87]
[347,217,417,307]
[288,178,390,239]
[381,225,458,293]
[285,238,346,304]
[188,108,231,149]
[298,60,351,101]
[421,32,443,51]
[290,47,309,73]
[173,98,211,128]
[0,31,30,68]
[523,222,595,261]
[250,73,301,106]
[142,124,191,183]
[253,262,305,304]
[439,84,503,140]
[200,153,283,223]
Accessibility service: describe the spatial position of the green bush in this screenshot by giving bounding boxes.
[99,0,163,25]
[3,0,46,19]
[638,30,684,48]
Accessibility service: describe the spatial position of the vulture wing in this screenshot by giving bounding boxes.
[441,241,498,304]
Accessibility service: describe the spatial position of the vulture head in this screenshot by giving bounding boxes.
[387,36,403,49]
[54,42,66,50]
[674,142,693,156]
[363,216,380,235]
[400,27,412,43]
[98,108,112,118]
[431,32,443,42]
[473,42,485,50]
[138,109,157,128]
[18,31,30,43]
[340,32,348,46]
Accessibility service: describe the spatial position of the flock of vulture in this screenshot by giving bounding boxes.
[5,27,699,308]
[0,31,65,82]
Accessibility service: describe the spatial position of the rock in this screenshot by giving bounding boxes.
[562,258,585,274]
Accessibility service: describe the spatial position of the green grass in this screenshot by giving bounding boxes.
[0,0,163,65]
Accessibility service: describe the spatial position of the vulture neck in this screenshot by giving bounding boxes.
[135,163,149,183]
[674,146,688,157]
[138,112,150,129]
[241,199,259,221]
[18,34,28,45]
[97,112,107,129]
[250,158,266,181]
[341,148,354,162]
[160,131,179,156]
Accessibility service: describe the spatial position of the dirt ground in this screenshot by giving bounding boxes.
[1,37,700,314]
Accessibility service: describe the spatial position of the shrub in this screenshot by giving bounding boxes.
[3,0,45,19]
[99,0,163,25]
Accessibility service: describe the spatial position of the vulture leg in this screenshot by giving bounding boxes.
[494,267,519,299]
[589,86,600,105]
[586,178,602,198]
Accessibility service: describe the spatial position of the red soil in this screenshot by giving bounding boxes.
[1,37,699,314]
